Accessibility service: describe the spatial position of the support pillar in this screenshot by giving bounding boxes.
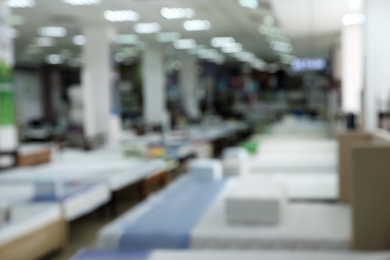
[179,54,200,121]
[0,1,18,168]
[81,26,122,144]
[341,24,364,117]
[365,0,390,130]
[141,44,169,128]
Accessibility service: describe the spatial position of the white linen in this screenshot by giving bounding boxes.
[63,184,110,221]
[0,203,61,246]
[150,250,390,260]
[191,182,351,250]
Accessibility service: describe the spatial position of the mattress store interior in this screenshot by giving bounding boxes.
[1,0,390,259]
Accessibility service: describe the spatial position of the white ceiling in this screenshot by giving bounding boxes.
[10,0,349,66]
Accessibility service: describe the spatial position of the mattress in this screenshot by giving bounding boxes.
[0,203,62,246]
[0,158,167,192]
[191,183,351,250]
[72,250,390,260]
[98,175,227,250]
[250,153,336,173]
[239,173,338,201]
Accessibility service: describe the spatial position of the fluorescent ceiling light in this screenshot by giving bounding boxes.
[270,40,293,53]
[73,35,86,45]
[63,0,100,5]
[259,25,286,38]
[184,20,211,31]
[342,14,366,25]
[134,23,161,34]
[174,39,196,49]
[116,34,138,45]
[161,7,194,20]
[280,54,296,64]
[7,0,34,8]
[35,37,56,47]
[46,54,64,64]
[239,0,258,9]
[157,32,180,43]
[104,10,140,22]
[211,37,235,48]
[221,43,243,53]
[38,27,67,37]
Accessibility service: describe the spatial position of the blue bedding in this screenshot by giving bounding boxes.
[118,175,226,250]
[72,250,149,260]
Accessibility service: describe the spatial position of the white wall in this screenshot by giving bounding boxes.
[14,70,43,125]
[365,0,390,130]
[180,54,200,120]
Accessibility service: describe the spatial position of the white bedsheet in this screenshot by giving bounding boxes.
[63,184,110,221]
[0,203,61,246]
[150,250,390,260]
[250,153,336,173]
[191,182,351,250]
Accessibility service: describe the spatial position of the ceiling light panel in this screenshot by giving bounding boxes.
[161,7,194,20]
[63,0,100,5]
[46,54,64,64]
[104,10,140,22]
[184,20,211,31]
[7,0,34,8]
[38,27,67,37]
[221,42,243,53]
[211,37,235,48]
[73,35,86,45]
[174,39,196,49]
[134,23,161,34]
[239,0,258,9]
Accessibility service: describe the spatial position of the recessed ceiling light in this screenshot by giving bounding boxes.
[38,27,67,37]
[221,43,243,53]
[173,39,196,49]
[104,10,140,22]
[35,37,56,47]
[239,0,258,9]
[73,35,86,46]
[184,20,211,31]
[157,32,180,43]
[116,34,138,45]
[270,40,293,53]
[46,54,64,64]
[134,23,161,34]
[161,7,194,20]
[63,0,100,6]
[7,0,34,8]
[211,37,235,48]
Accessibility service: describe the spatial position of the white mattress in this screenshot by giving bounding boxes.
[18,144,52,155]
[239,173,338,201]
[191,182,351,250]
[0,158,167,192]
[150,250,390,260]
[0,203,62,246]
[250,153,336,173]
[258,139,336,155]
[63,184,110,221]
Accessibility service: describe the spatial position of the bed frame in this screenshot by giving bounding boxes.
[0,218,67,260]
